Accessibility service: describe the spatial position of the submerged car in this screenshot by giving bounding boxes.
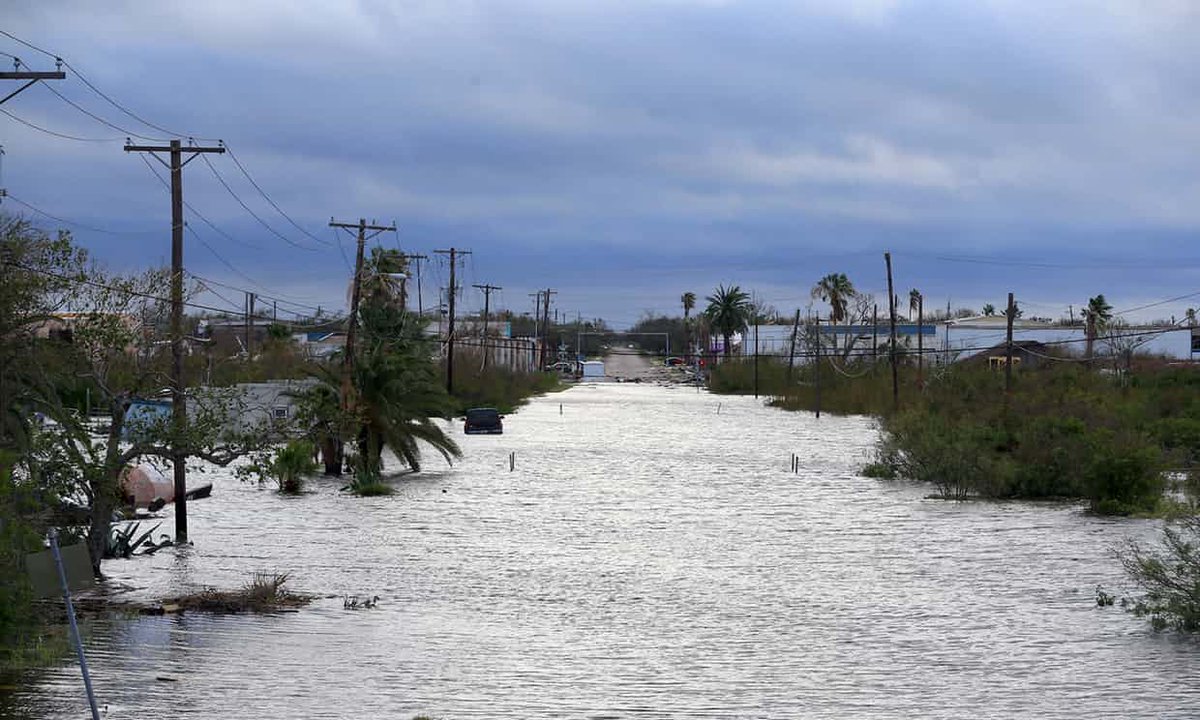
[464,407,504,434]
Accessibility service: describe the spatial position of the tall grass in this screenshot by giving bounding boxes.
[718,354,1200,515]
[446,348,561,414]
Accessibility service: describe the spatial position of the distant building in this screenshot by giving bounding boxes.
[970,340,1052,370]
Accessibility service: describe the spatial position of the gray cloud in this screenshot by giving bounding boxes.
[5,1,1200,322]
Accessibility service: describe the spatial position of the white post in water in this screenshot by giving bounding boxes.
[48,529,101,720]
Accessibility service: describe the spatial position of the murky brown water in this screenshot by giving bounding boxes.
[8,383,1200,719]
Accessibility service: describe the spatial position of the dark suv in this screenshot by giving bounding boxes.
[464,407,503,434]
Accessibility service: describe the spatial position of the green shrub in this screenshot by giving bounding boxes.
[272,440,317,494]
[1084,440,1164,515]
[1116,515,1200,632]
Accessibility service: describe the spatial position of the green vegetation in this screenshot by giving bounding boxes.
[1113,515,1200,632]
[171,571,310,613]
[295,249,461,485]
[709,340,1200,516]
[239,439,318,494]
[704,284,752,357]
[763,357,1200,515]
[447,348,561,415]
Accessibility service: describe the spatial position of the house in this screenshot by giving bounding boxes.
[971,340,1052,369]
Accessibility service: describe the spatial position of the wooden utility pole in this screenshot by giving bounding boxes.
[539,288,557,369]
[399,252,428,314]
[124,139,225,543]
[473,283,502,370]
[1005,292,1016,401]
[814,315,822,419]
[872,303,878,360]
[331,218,397,408]
[529,291,542,339]
[1,62,65,106]
[787,308,801,383]
[245,292,256,358]
[753,322,760,399]
[885,252,898,412]
[916,293,924,390]
[434,248,471,393]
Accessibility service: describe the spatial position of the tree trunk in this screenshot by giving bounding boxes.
[320,436,342,476]
[87,404,127,579]
[1086,315,1095,367]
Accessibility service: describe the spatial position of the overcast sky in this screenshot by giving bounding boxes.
[4,1,1200,327]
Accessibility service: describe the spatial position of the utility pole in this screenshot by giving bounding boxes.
[916,293,924,390]
[815,315,822,419]
[330,218,396,410]
[753,322,760,400]
[473,283,502,370]
[1005,292,1016,406]
[399,252,428,315]
[529,291,542,340]
[1,58,65,106]
[885,252,898,412]
[245,292,256,358]
[872,303,878,359]
[124,139,225,543]
[787,308,801,384]
[434,248,471,393]
[539,288,557,369]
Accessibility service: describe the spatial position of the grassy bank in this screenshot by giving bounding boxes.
[447,350,562,415]
[713,356,1200,515]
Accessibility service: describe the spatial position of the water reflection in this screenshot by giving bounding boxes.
[12,384,1200,719]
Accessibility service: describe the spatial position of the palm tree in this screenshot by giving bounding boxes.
[681,291,696,360]
[909,289,922,321]
[360,248,410,311]
[704,284,751,357]
[303,321,461,479]
[811,273,856,351]
[982,303,996,316]
[1082,294,1113,363]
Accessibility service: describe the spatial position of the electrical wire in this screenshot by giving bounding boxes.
[4,193,159,235]
[0,107,118,142]
[35,77,166,142]
[0,30,57,60]
[223,145,331,246]
[198,153,319,252]
[137,153,264,251]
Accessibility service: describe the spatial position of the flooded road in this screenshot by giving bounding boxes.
[11,383,1200,719]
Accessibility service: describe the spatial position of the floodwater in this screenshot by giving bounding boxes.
[8,383,1200,719]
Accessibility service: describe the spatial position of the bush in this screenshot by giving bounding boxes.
[272,440,317,494]
[1116,515,1200,632]
[1084,439,1164,515]
[173,571,310,613]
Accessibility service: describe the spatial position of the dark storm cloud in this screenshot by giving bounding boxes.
[5,1,1200,319]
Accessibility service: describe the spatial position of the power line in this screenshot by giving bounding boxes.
[186,271,332,318]
[1114,290,1200,317]
[0,106,117,142]
[223,145,331,247]
[34,74,165,142]
[137,152,263,251]
[198,152,319,252]
[0,30,58,60]
[4,192,159,235]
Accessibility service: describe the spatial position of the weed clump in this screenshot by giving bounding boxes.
[172,572,310,613]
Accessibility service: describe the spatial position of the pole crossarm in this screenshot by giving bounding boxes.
[330,219,395,244]
[0,69,66,106]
